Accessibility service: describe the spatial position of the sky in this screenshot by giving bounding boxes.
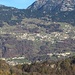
[0,0,35,9]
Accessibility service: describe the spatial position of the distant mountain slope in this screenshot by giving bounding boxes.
[0,5,26,26]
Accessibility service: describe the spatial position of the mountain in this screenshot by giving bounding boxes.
[0,1,75,62]
[0,0,75,26]
[28,0,75,11]
[27,0,75,25]
[0,5,26,26]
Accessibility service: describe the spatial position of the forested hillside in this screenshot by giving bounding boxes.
[0,0,75,62]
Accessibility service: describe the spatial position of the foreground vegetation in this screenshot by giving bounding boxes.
[0,56,75,75]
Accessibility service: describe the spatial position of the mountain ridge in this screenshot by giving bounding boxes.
[26,0,75,25]
[28,0,75,11]
[0,0,75,25]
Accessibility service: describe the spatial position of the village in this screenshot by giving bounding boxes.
[0,51,72,66]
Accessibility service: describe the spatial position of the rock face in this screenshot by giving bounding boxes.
[28,0,75,11]
[60,0,75,11]
[27,0,75,25]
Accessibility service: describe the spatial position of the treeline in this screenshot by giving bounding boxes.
[0,56,75,75]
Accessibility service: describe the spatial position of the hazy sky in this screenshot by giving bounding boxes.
[0,0,35,9]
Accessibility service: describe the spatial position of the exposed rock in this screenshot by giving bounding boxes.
[28,0,75,11]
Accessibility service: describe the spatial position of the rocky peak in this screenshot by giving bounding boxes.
[28,0,75,11]
[28,0,48,10]
[0,4,6,7]
[61,0,75,11]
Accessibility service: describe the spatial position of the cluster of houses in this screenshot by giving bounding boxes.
[15,32,69,44]
[0,56,31,66]
[47,52,71,57]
